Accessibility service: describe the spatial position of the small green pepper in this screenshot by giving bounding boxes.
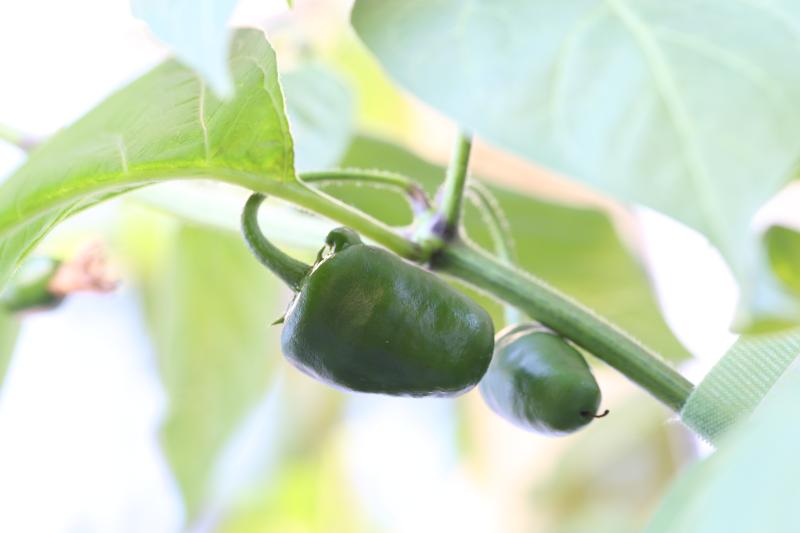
[480,324,604,435]
[242,193,494,397]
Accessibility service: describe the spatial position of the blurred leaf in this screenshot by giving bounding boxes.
[0,29,293,293]
[333,136,690,360]
[283,64,356,172]
[352,0,800,330]
[129,182,333,250]
[765,225,800,295]
[139,222,286,522]
[220,445,369,533]
[0,311,18,386]
[131,0,240,96]
[323,31,414,139]
[647,362,800,533]
[538,396,686,533]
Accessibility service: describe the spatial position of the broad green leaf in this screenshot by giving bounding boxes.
[129,63,355,244]
[647,361,800,533]
[352,0,800,330]
[0,29,294,294]
[131,0,240,96]
[333,136,690,360]
[0,311,18,386]
[282,64,356,172]
[134,219,285,522]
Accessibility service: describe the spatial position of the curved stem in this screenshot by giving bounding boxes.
[241,193,311,291]
[432,241,694,411]
[436,131,473,238]
[467,182,515,262]
[466,182,524,325]
[299,169,431,214]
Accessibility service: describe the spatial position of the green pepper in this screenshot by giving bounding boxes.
[480,324,604,435]
[241,193,494,397]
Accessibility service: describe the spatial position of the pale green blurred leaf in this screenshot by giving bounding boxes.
[0,311,18,386]
[139,222,285,522]
[283,64,356,172]
[131,0,240,96]
[0,29,293,293]
[333,136,689,360]
[352,0,800,330]
[647,362,800,533]
[538,397,686,533]
[766,225,800,295]
[220,444,369,533]
[323,31,414,139]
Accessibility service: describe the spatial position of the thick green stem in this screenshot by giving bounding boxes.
[437,131,473,238]
[432,241,694,411]
[241,193,311,291]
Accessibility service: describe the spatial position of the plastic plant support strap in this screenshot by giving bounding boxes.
[680,327,800,445]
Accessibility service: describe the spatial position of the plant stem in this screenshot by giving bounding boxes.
[241,193,311,291]
[466,182,523,325]
[274,180,423,261]
[436,131,473,238]
[0,123,38,152]
[299,169,431,213]
[278,180,693,411]
[432,241,694,411]
[466,181,515,263]
[0,158,692,411]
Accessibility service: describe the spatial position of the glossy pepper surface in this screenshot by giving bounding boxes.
[242,193,494,397]
[480,323,602,435]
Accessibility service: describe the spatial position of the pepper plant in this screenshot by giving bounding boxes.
[2,1,800,531]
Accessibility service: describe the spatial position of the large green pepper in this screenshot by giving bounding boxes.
[480,324,603,435]
[242,193,494,397]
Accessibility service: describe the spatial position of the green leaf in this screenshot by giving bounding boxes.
[0,29,294,294]
[220,455,368,533]
[131,0,240,96]
[537,397,679,533]
[766,225,800,296]
[334,136,690,360]
[351,0,800,330]
[0,311,18,386]
[647,361,800,533]
[135,220,286,522]
[282,64,356,172]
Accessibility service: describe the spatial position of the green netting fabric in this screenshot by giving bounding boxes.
[680,328,800,445]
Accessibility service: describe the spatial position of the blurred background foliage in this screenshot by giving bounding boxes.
[0,1,706,532]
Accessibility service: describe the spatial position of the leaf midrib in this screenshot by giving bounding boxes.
[0,166,281,241]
